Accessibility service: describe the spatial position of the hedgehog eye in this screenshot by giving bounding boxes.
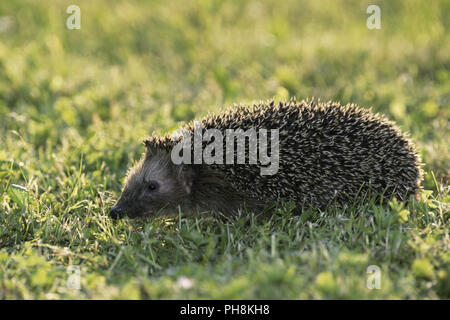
[147,181,159,192]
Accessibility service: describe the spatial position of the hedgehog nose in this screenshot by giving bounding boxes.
[110,205,125,219]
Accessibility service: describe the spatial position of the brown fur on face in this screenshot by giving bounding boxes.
[111,147,262,219]
[111,150,189,218]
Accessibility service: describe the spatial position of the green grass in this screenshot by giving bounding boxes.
[0,0,449,299]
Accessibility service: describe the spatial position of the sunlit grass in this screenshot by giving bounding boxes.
[0,0,449,299]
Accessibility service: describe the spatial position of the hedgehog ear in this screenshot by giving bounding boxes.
[144,138,157,157]
[144,139,152,150]
[177,165,196,195]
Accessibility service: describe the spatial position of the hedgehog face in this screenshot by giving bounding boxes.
[110,151,194,219]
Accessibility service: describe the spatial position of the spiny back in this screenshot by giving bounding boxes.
[147,99,422,208]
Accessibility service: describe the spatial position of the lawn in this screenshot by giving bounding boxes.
[0,0,449,299]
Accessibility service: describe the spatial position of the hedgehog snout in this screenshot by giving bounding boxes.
[110,204,126,219]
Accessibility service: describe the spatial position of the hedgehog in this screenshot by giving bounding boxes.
[110,98,422,219]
